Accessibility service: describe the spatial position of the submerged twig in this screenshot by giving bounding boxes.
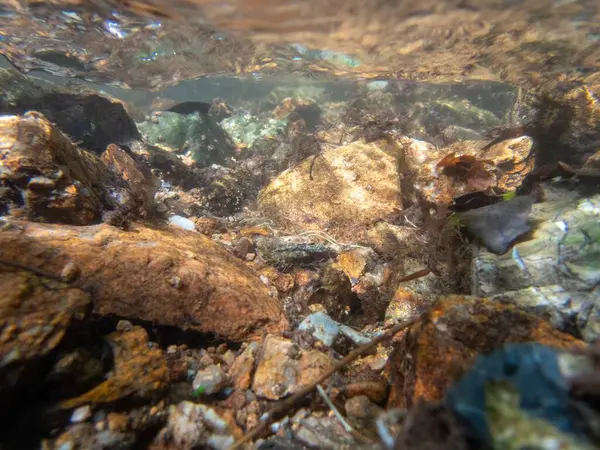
[228,316,419,450]
[316,384,353,433]
[316,384,373,444]
[396,268,431,283]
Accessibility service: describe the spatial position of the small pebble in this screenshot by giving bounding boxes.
[216,343,228,354]
[245,252,256,261]
[116,320,134,332]
[107,412,129,432]
[169,276,183,289]
[70,405,92,423]
[167,345,178,355]
[168,215,196,231]
[27,176,55,190]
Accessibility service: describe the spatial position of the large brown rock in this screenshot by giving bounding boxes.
[0,113,155,225]
[258,140,402,241]
[0,269,90,400]
[0,220,288,341]
[387,295,583,409]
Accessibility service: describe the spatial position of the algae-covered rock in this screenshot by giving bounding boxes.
[221,112,288,149]
[0,68,44,111]
[425,99,501,130]
[387,295,582,409]
[0,220,288,341]
[138,111,235,166]
[259,139,402,241]
[472,183,600,341]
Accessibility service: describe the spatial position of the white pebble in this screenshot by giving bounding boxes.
[168,215,196,231]
[70,405,92,423]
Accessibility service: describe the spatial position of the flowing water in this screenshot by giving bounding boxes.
[1,1,599,449]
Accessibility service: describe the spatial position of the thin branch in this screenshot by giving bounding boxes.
[316,384,353,433]
[228,316,419,450]
[316,384,373,444]
[396,268,431,283]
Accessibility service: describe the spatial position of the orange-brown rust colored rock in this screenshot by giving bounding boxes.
[0,269,90,396]
[0,220,288,341]
[0,113,108,224]
[259,266,295,293]
[61,325,168,408]
[229,342,258,390]
[387,295,583,409]
[0,113,156,225]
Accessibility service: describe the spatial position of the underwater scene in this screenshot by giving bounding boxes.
[0,0,599,449]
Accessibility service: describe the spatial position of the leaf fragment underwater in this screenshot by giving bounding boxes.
[457,196,534,254]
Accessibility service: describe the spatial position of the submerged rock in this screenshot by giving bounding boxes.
[153,401,237,450]
[0,221,288,341]
[472,183,600,341]
[0,269,90,408]
[49,423,135,450]
[61,325,168,408]
[0,113,154,224]
[401,136,534,206]
[0,70,140,152]
[221,112,288,150]
[457,196,534,254]
[259,140,402,241]
[192,364,230,396]
[229,342,259,390]
[138,111,235,166]
[387,295,583,409]
[447,343,596,449]
[256,235,339,269]
[252,335,333,400]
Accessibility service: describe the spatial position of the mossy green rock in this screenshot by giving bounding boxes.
[221,112,287,149]
[472,183,600,341]
[138,111,234,166]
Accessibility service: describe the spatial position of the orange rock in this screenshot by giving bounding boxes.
[385,288,431,323]
[295,269,320,288]
[0,221,288,341]
[0,270,90,396]
[0,113,155,225]
[62,325,168,408]
[401,136,534,207]
[239,227,271,237]
[194,217,218,236]
[337,249,369,282]
[229,343,258,390]
[252,335,333,400]
[100,143,159,214]
[259,266,295,293]
[387,295,583,408]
